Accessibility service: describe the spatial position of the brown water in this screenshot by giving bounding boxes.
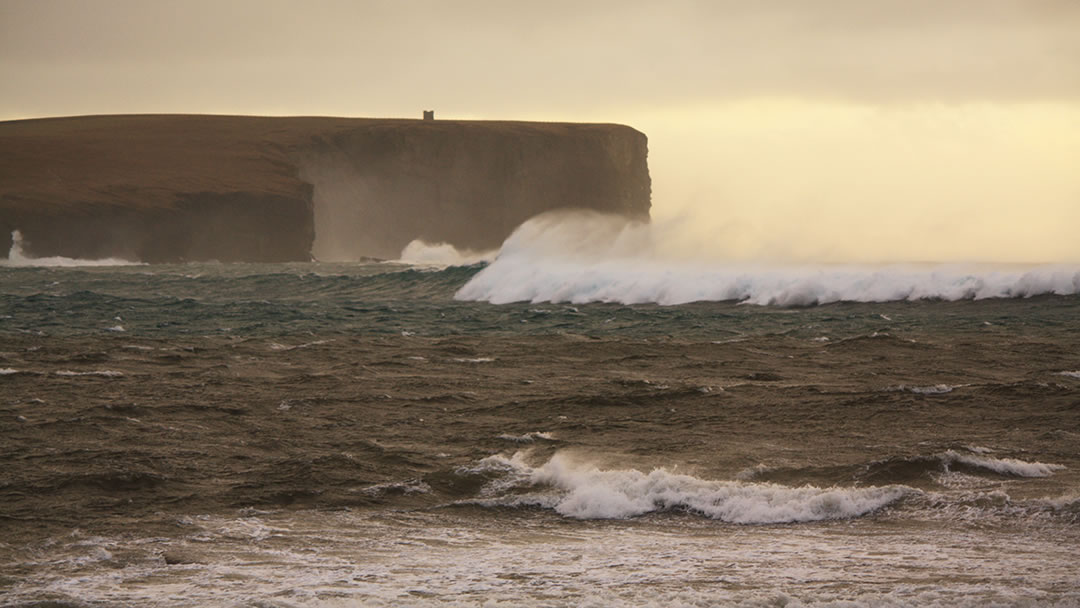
[1,262,1079,606]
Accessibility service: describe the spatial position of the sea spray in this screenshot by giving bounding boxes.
[455,213,1080,306]
[3,230,141,267]
[398,239,496,266]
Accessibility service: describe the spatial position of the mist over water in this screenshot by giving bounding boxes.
[619,101,1080,267]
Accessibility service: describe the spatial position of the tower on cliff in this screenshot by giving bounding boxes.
[423,110,434,120]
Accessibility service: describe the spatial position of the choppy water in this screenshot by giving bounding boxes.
[2,252,1080,606]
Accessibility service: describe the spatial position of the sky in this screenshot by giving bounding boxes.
[2,0,1078,262]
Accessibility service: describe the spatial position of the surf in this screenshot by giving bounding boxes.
[454,451,913,523]
[455,212,1080,306]
[2,230,142,267]
[397,239,496,267]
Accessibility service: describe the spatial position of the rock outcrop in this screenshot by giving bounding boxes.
[0,115,650,262]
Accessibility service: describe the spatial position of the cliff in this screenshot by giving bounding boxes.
[0,115,650,263]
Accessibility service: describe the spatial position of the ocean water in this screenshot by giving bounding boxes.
[2,224,1080,607]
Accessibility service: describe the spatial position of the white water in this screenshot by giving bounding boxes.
[941,450,1066,478]
[4,452,1076,606]
[398,239,495,266]
[464,451,912,523]
[453,356,495,363]
[888,384,962,395]
[455,213,1080,306]
[54,370,125,377]
[2,230,141,267]
[497,431,556,443]
[7,507,1077,607]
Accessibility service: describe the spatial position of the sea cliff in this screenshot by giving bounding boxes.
[0,115,650,262]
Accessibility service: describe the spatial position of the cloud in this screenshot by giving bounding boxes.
[1,0,1078,119]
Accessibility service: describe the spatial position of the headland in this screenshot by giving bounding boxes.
[0,114,650,262]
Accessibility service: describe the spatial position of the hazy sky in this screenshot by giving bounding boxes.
[2,0,1078,262]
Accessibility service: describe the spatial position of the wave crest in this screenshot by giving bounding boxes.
[398,239,495,267]
[455,214,1080,306]
[3,230,141,267]
[941,450,1065,478]
[465,452,912,523]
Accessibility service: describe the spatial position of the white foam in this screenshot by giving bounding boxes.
[455,214,1080,306]
[7,507,1079,607]
[269,339,334,351]
[1057,371,1080,379]
[497,431,556,443]
[54,370,125,377]
[474,452,911,523]
[734,463,773,481]
[358,479,432,496]
[397,239,495,266]
[888,384,961,395]
[104,325,125,332]
[1043,494,1080,511]
[0,368,20,375]
[942,450,1065,477]
[2,230,142,267]
[453,357,494,363]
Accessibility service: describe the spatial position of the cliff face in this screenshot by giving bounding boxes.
[0,115,650,263]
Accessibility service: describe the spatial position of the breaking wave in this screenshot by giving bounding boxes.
[455,213,1080,306]
[741,449,1066,487]
[941,450,1065,478]
[3,230,141,267]
[887,384,962,395]
[460,452,912,523]
[498,431,556,443]
[398,239,495,267]
[54,370,125,377]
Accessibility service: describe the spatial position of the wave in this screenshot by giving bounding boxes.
[54,370,125,377]
[886,384,963,395]
[455,213,1080,306]
[498,431,557,443]
[359,479,432,497]
[458,452,912,523]
[739,450,1066,489]
[941,450,1065,478]
[2,230,142,267]
[397,239,496,267]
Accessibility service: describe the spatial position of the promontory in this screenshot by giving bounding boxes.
[0,115,651,262]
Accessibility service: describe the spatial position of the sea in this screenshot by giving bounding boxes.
[2,217,1079,607]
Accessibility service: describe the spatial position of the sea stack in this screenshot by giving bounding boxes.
[0,115,651,262]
